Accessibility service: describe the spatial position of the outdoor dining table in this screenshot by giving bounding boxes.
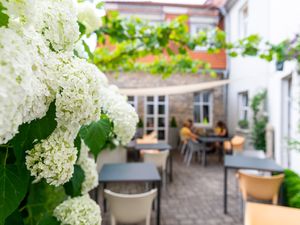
[197,136,231,164]
[223,155,284,214]
[97,163,162,225]
[130,142,173,182]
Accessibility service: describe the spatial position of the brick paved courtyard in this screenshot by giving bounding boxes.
[99,152,243,225]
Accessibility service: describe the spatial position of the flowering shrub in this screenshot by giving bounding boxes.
[0,0,137,224]
[54,195,102,225]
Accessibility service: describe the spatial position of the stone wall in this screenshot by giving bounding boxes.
[107,72,226,129]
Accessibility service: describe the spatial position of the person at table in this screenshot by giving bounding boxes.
[214,121,228,137]
[180,120,198,142]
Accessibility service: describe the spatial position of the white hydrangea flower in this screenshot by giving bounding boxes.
[54,57,105,128]
[78,1,105,34]
[1,0,35,26]
[54,195,102,225]
[77,142,98,194]
[33,0,79,52]
[25,128,78,186]
[100,85,138,144]
[74,40,89,59]
[0,28,50,144]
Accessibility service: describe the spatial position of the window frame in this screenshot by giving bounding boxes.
[239,2,248,39]
[189,23,214,52]
[144,95,169,141]
[238,91,249,122]
[127,95,138,112]
[193,91,213,127]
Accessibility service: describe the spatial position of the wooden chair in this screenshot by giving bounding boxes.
[238,171,284,204]
[224,135,245,153]
[245,202,300,225]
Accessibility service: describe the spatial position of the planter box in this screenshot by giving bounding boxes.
[96,146,127,172]
[168,127,179,149]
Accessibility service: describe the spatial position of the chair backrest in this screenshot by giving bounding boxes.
[143,150,169,171]
[187,139,201,152]
[238,171,284,204]
[104,189,157,224]
[245,202,300,225]
[231,135,245,152]
[136,138,158,144]
[143,131,157,140]
[240,150,266,159]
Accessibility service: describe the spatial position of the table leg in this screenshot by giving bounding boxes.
[95,184,99,204]
[103,183,107,212]
[202,150,206,167]
[169,150,173,182]
[152,182,155,211]
[156,181,161,225]
[224,167,228,214]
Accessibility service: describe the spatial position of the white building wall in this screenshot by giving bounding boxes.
[226,0,300,172]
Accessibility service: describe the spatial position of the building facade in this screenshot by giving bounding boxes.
[104,1,228,141]
[225,0,300,173]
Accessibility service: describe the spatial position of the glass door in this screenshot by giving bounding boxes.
[144,96,169,141]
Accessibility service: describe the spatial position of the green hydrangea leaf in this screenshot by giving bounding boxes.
[63,165,85,197]
[9,101,57,163]
[25,180,66,225]
[79,118,112,158]
[0,3,9,28]
[37,216,60,225]
[0,164,29,224]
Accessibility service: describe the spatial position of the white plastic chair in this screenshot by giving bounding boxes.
[143,150,169,185]
[104,189,157,225]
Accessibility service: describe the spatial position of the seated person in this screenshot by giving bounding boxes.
[180,120,198,142]
[214,121,228,137]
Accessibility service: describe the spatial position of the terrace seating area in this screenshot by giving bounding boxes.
[98,152,243,225]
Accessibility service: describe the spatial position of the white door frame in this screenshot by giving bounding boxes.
[281,75,292,167]
[144,95,169,141]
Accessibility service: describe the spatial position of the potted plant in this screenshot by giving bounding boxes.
[136,117,144,138]
[168,116,179,149]
[238,119,249,129]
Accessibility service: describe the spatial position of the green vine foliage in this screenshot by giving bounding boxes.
[250,90,268,151]
[90,12,300,78]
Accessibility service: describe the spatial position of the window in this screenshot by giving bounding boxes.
[127,96,138,112]
[190,23,214,51]
[239,3,248,38]
[193,91,213,126]
[238,92,249,121]
[144,96,169,141]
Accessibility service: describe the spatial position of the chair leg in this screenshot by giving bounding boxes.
[202,150,206,166]
[187,150,193,166]
[146,214,151,225]
[184,148,189,163]
[111,216,116,225]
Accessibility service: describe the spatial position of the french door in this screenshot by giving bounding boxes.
[144,96,169,141]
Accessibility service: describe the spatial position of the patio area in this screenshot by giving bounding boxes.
[99,151,242,225]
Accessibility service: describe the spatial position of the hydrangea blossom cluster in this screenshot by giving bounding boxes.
[25,128,77,186]
[1,0,35,26]
[33,0,79,52]
[54,195,102,225]
[78,1,105,34]
[77,143,98,194]
[0,28,50,143]
[100,85,139,144]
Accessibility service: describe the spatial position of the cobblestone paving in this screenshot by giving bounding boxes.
[99,152,243,225]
